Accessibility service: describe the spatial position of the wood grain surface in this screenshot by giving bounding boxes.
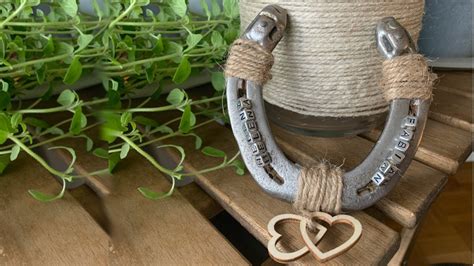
[171,122,401,265]
[436,71,472,93]
[0,156,110,265]
[430,71,473,132]
[39,123,246,265]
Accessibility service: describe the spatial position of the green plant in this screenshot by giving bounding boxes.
[0,0,243,201]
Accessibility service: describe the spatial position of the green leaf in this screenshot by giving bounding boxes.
[211,31,224,47]
[100,127,120,144]
[29,178,66,202]
[99,113,125,143]
[223,0,239,18]
[69,106,87,135]
[138,187,171,200]
[108,152,121,173]
[10,113,22,129]
[107,89,121,109]
[57,90,76,107]
[199,0,211,19]
[172,57,191,84]
[120,112,132,127]
[152,34,164,54]
[23,117,50,129]
[105,79,119,91]
[0,113,11,128]
[224,27,239,44]
[77,34,94,52]
[0,131,9,145]
[0,154,10,174]
[134,116,159,127]
[92,0,103,20]
[93,148,108,159]
[120,143,130,159]
[166,88,185,105]
[186,33,203,51]
[191,133,202,149]
[10,145,20,161]
[201,146,226,158]
[178,105,196,134]
[231,159,246,175]
[168,0,187,17]
[211,72,225,91]
[56,42,74,56]
[36,64,46,84]
[60,0,78,17]
[43,37,55,56]
[63,56,82,85]
[210,0,220,17]
[0,91,10,110]
[155,125,173,134]
[44,127,64,135]
[28,190,58,202]
[0,80,8,92]
[145,64,155,84]
[84,135,93,151]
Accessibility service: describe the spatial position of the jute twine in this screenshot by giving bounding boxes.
[382,54,436,101]
[294,161,344,231]
[225,39,274,85]
[239,0,425,117]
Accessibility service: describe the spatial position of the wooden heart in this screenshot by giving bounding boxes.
[267,214,327,263]
[300,212,362,262]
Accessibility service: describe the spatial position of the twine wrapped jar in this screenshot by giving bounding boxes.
[239,0,425,137]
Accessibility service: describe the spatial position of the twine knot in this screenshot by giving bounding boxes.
[224,39,274,85]
[382,54,437,102]
[293,161,344,232]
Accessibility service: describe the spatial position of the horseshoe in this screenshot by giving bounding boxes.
[225,5,431,212]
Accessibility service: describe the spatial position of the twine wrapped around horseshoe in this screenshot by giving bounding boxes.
[224,5,435,216]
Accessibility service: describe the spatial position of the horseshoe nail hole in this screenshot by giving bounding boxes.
[237,79,246,97]
[269,26,278,41]
[357,181,376,196]
[409,100,421,115]
[382,36,393,53]
[308,220,354,253]
[264,166,284,185]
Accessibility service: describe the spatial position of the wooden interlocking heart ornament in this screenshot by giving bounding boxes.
[267,214,327,263]
[300,212,362,262]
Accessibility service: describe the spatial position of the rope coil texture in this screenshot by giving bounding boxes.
[239,0,425,117]
[293,162,344,231]
[382,54,436,101]
[225,39,274,85]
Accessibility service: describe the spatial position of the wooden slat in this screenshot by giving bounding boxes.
[435,71,472,93]
[363,119,472,175]
[172,123,400,265]
[178,182,223,219]
[388,226,419,265]
[0,156,109,265]
[45,128,247,264]
[273,125,447,228]
[430,83,473,132]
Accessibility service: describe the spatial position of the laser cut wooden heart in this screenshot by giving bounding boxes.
[267,214,327,263]
[300,212,362,262]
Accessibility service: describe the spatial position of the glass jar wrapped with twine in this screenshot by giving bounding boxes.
[239,0,425,137]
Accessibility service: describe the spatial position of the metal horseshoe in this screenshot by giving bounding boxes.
[225,5,431,212]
